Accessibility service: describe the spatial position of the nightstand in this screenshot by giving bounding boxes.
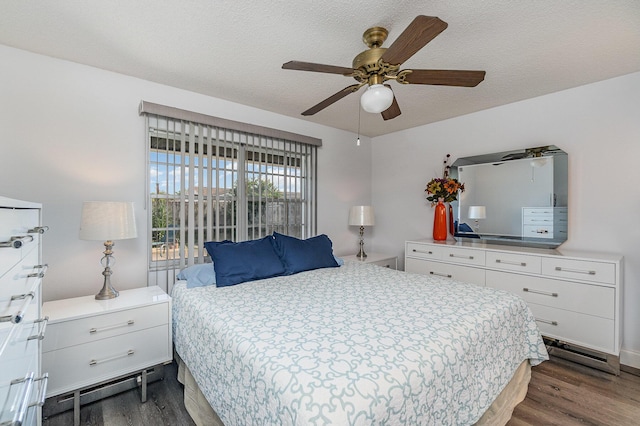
[342,253,398,270]
[42,286,171,425]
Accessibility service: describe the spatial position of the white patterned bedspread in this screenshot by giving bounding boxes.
[172,260,548,426]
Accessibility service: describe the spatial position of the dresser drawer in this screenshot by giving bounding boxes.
[486,270,614,318]
[43,325,170,396]
[542,257,615,285]
[405,242,443,260]
[0,268,42,326]
[529,304,615,354]
[486,251,541,274]
[43,303,169,352]
[406,258,485,286]
[522,215,554,226]
[523,225,553,238]
[441,246,485,266]
[0,208,40,278]
[0,320,40,385]
[0,249,41,299]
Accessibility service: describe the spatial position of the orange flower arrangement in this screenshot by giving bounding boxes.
[425,154,465,205]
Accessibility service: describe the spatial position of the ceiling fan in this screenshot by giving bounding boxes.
[282,15,486,120]
[501,146,564,161]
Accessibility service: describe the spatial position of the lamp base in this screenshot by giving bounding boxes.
[355,225,367,259]
[95,282,119,300]
[95,240,119,300]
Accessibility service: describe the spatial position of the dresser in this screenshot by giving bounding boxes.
[42,286,171,425]
[1,196,48,425]
[405,239,623,374]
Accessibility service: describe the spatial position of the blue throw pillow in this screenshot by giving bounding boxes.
[204,240,233,258]
[206,236,285,287]
[271,232,339,275]
[177,263,216,289]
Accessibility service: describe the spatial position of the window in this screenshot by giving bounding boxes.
[141,102,319,284]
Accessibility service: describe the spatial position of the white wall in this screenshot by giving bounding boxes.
[0,45,372,301]
[371,71,640,367]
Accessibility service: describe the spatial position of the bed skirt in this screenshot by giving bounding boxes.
[175,353,531,426]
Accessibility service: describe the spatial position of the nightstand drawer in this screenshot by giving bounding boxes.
[486,251,541,274]
[43,303,169,352]
[369,257,397,269]
[43,325,170,396]
[542,258,615,285]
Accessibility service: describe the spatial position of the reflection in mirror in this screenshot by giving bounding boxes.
[450,145,568,248]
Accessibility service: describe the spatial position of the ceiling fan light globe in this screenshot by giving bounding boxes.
[360,84,394,113]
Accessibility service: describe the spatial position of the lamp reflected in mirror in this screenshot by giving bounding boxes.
[468,205,486,234]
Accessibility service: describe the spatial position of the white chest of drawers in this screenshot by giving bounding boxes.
[42,286,172,398]
[1,196,48,426]
[405,239,623,373]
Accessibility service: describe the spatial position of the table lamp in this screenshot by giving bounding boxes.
[348,206,375,259]
[468,205,486,234]
[80,201,138,299]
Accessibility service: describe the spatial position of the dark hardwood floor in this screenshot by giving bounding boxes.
[43,357,640,425]
[509,357,640,425]
[42,361,195,426]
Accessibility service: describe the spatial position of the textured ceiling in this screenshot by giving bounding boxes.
[1,1,639,137]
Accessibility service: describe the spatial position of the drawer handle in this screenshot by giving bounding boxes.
[449,254,474,260]
[0,235,34,249]
[523,288,558,297]
[28,225,49,234]
[429,271,452,278]
[29,374,49,408]
[536,318,559,326]
[535,229,549,234]
[0,291,35,324]
[28,316,49,341]
[89,319,135,334]
[412,249,434,255]
[27,264,49,278]
[555,266,596,275]
[9,372,34,425]
[90,349,135,366]
[495,259,526,267]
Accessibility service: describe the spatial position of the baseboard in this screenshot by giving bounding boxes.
[621,348,640,372]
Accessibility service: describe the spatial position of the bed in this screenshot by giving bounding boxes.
[171,255,548,426]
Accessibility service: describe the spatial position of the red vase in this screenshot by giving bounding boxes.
[448,204,454,235]
[433,198,448,241]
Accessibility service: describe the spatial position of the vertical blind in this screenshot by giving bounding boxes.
[140,102,319,290]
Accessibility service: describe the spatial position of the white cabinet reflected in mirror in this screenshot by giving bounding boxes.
[450,145,568,248]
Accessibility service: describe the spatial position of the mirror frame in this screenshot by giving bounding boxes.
[450,145,568,248]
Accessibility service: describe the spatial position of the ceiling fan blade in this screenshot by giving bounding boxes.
[301,84,362,116]
[403,69,486,87]
[381,85,401,120]
[282,61,355,75]
[381,16,448,66]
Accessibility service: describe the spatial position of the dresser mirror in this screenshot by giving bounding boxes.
[450,145,568,248]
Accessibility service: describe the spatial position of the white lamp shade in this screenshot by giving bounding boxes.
[360,84,394,113]
[468,205,487,220]
[80,201,138,241]
[348,205,375,226]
